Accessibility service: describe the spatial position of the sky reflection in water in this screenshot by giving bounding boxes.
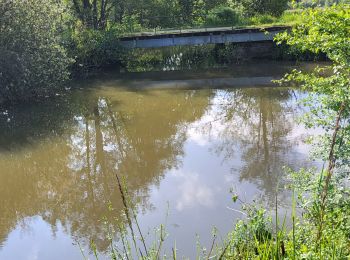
[0,64,318,259]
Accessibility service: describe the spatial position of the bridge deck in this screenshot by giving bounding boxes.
[119,26,289,49]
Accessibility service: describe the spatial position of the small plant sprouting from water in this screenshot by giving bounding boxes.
[84,158,350,259]
[87,100,350,258]
[88,172,173,260]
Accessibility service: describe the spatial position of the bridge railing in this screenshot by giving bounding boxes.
[118,14,280,37]
[120,26,237,37]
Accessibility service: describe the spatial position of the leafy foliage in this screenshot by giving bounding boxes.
[234,0,289,16]
[67,24,126,73]
[0,0,72,102]
[205,6,241,26]
[266,4,350,258]
[276,4,350,162]
[287,168,350,258]
[201,5,350,260]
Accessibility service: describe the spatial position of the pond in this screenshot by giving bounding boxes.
[0,62,318,259]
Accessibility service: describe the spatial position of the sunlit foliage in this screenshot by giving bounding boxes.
[0,0,72,102]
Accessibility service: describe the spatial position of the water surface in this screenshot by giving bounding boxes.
[0,62,316,259]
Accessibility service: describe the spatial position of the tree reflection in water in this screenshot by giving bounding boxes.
[193,87,312,206]
[0,88,211,252]
[0,83,313,257]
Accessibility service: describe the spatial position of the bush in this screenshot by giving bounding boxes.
[67,25,126,73]
[250,14,277,24]
[235,0,289,16]
[279,9,304,24]
[0,0,72,103]
[205,6,241,26]
[294,0,350,8]
[247,9,303,26]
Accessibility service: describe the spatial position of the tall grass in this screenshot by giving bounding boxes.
[86,163,350,259]
[246,9,304,27]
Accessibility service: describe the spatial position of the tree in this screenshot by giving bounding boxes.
[235,0,289,16]
[276,5,350,151]
[0,0,71,103]
[71,0,111,29]
[205,6,240,26]
[203,0,229,11]
[275,5,350,256]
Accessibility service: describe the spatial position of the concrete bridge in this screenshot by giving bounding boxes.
[119,26,288,49]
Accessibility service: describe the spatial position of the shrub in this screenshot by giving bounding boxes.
[246,9,304,26]
[205,6,241,26]
[0,0,72,103]
[250,14,277,24]
[119,15,143,33]
[67,24,126,73]
[279,9,304,24]
[294,0,350,8]
[235,0,289,16]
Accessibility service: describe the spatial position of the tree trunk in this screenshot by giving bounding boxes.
[99,0,107,29]
[92,0,98,29]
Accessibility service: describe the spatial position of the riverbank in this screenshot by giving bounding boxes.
[0,3,348,259]
[0,0,324,104]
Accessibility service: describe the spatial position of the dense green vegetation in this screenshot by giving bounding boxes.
[0,0,349,259]
[2,0,347,103]
[85,4,349,260]
[223,6,350,258]
[0,0,72,102]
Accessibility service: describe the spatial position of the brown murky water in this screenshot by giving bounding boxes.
[0,62,317,259]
